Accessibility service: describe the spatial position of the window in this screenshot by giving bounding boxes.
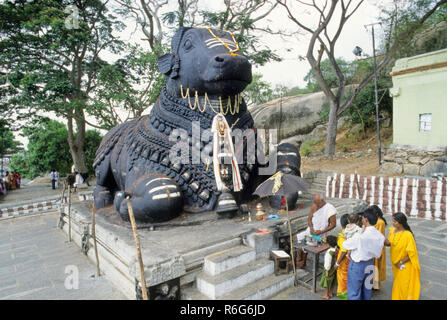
[419,113,432,132]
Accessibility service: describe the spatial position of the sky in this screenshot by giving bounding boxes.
[13,0,395,148]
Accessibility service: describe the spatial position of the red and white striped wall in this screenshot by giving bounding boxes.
[326,173,447,221]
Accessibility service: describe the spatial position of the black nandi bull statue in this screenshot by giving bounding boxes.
[93,27,300,223]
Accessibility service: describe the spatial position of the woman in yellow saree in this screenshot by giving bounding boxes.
[371,205,387,290]
[384,212,421,300]
[334,214,349,300]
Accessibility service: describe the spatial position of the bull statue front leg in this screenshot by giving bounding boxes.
[114,173,184,223]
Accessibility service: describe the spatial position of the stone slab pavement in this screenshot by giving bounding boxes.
[271,214,447,300]
[0,211,125,300]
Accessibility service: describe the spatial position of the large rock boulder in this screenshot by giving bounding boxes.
[250,91,330,141]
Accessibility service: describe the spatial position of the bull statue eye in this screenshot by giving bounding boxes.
[183,39,193,51]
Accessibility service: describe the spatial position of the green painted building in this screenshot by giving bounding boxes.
[390,48,447,150]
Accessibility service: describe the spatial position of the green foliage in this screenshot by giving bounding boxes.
[0,0,125,171]
[0,120,23,156]
[242,73,288,106]
[304,58,356,92]
[300,139,322,157]
[379,0,447,60]
[10,118,71,179]
[9,118,102,179]
[88,44,166,130]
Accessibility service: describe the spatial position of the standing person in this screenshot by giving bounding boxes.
[296,194,337,269]
[343,208,385,300]
[334,214,350,300]
[384,212,420,300]
[73,171,84,193]
[4,171,10,190]
[320,235,338,299]
[55,170,60,189]
[370,205,387,290]
[14,172,21,189]
[9,172,16,190]
[50,169,56,190]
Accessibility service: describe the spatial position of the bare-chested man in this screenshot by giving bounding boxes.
[296,194,337,269]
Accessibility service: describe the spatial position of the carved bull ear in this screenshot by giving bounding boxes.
[158,53,174,76]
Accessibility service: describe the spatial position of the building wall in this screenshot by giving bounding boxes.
[390,48,447,149]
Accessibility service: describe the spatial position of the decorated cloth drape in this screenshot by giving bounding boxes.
[388,227,421,300]
[211,114,243,192]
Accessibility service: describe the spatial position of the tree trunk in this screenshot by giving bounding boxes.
[325,102,338,157]
[67,110,87,173]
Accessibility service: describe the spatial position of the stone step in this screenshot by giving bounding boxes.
[197,258,274,299]
[182,269,308,300]
[203,245,256,276]
[220,272,295,300]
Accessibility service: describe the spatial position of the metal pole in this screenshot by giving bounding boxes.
[68,185,72,242]
[126,198,149,300]
[366,22,382,167]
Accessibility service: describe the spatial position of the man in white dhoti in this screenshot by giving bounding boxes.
[296,194,337,269]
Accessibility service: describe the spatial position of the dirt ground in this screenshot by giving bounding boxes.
[300,125,394,177]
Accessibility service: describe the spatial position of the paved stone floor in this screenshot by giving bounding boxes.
[272,214,447,300]
[0,212,126,300]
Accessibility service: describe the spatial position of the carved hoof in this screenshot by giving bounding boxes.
[118,174,183,223]
[94,186,113,210]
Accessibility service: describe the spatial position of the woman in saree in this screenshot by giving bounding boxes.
[384,212,421,300]
[370,205,387,290]
[334,214,349,300]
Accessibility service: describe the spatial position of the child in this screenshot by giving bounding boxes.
[320,235,338,299]
[345,213,362,239]
[344,213,362,261]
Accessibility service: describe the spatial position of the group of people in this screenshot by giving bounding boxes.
[1,171,21,194]
[296,194,420,300]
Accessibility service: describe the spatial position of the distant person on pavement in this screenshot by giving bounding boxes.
[50,169,56,190]
[55,170,60,189]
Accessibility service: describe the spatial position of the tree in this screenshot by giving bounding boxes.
[0,120,23,157]
[304,58,355,92]
[277,0,447,156]
[118,0,287,66]
[87,44,165,129]
[0,0,125,173]
[15,118,72,179]
[84,129,103,175]
[9,118,102,179]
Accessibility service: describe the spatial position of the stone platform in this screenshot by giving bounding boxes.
[59,194,367,300]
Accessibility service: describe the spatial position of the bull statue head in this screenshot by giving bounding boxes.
[158,27,252,97]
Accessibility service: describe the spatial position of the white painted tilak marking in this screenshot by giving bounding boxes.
[148,185,177,194]
[152,192,181,200]
[145,177,171,187]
